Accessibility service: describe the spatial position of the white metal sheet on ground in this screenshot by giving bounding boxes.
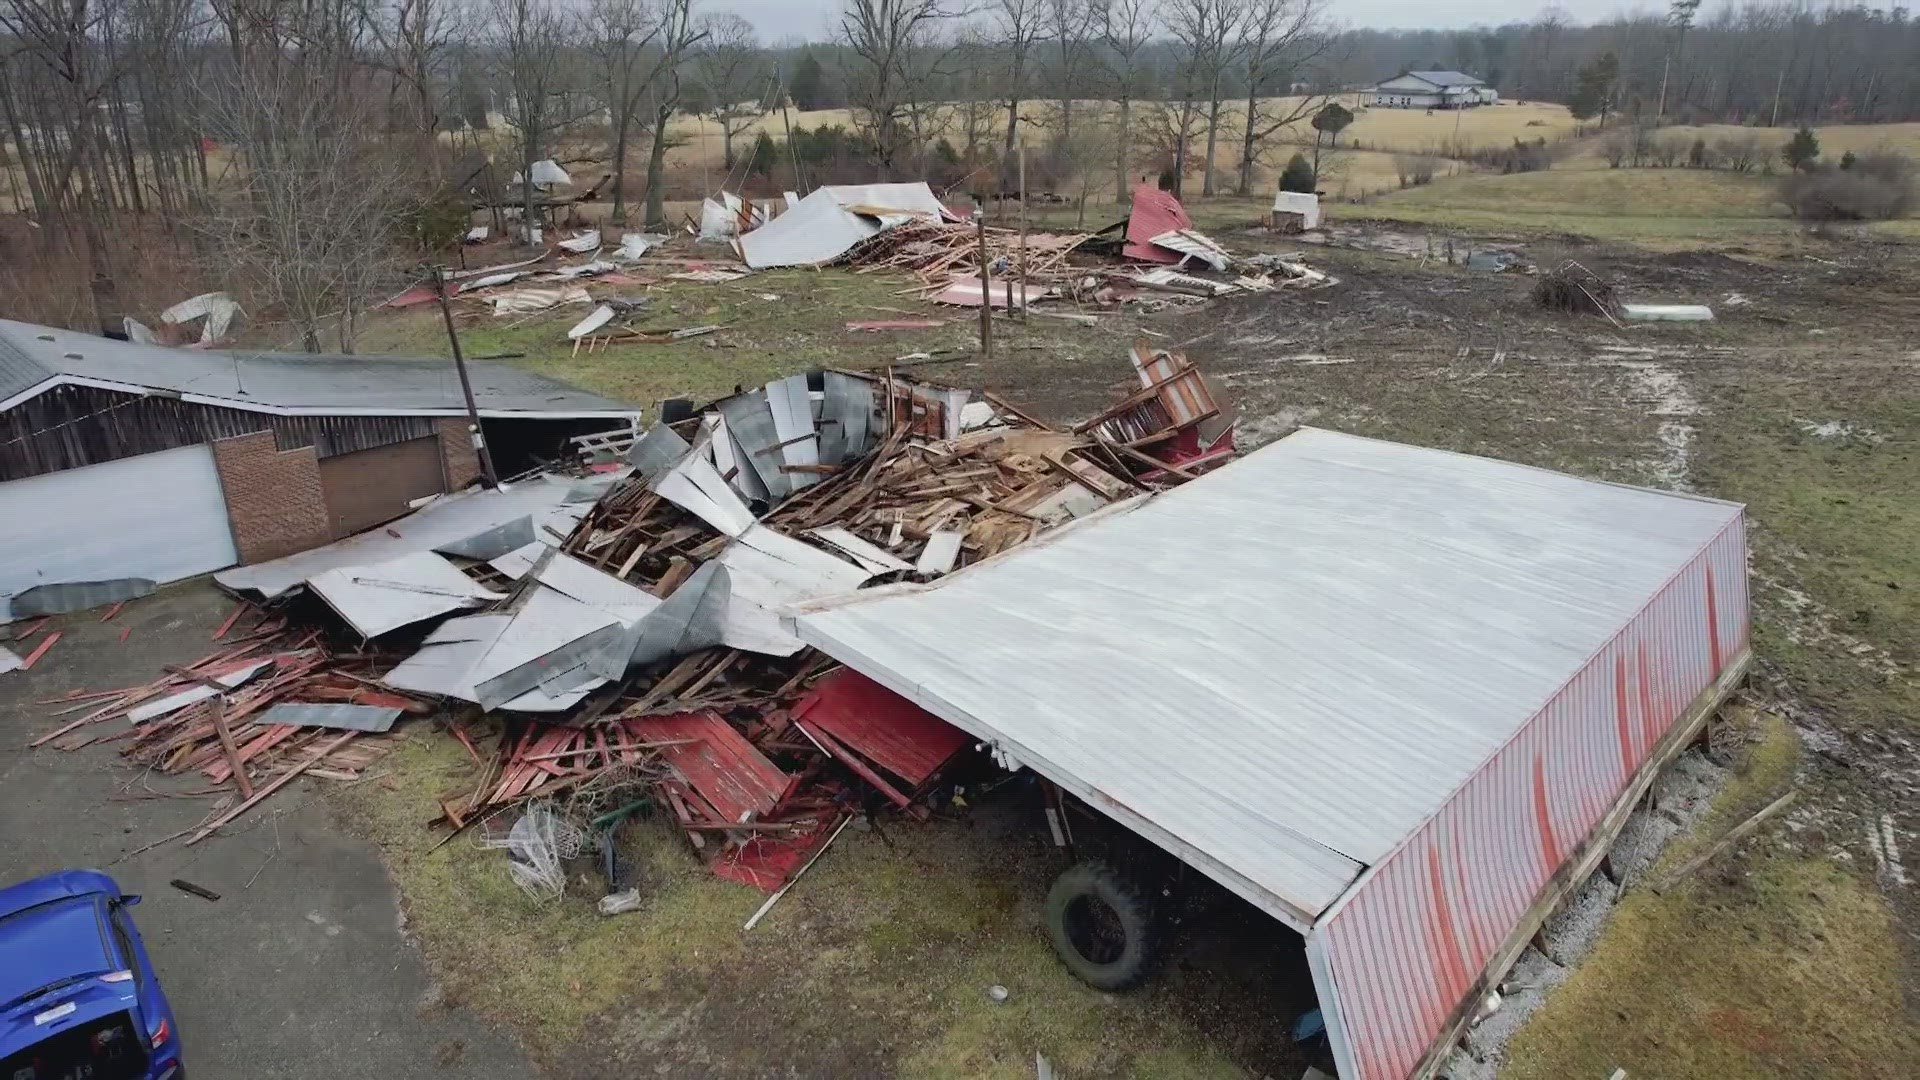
[736,188,880,268]
[792,428,1744,925]
[765,376,820,490]
[807,527,913,574]
[0,444,240,623]
[216,474,607,599]
[652,450,756,537]
[127,660,271,724]
[716,525,870,655]
[534,552,661,624]
[306,552,500,638]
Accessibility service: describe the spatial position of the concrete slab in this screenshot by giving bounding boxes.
[0,581,532,1080]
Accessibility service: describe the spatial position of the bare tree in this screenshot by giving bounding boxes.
[583,0,660,224]
[991,0,1046,166]
[194,6,422,351]
[839,0,955,174]
[1096,0,1155,201]
[491,0,584,239]
[1160,0,1241,198]
[369,0,467,142]
[1235,0,1331,195]
[1042,0,1097,146]
[640,0,705,228]
[1,0,136,323]
[694,13,765,171]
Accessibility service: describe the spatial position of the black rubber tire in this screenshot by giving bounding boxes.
[1044,861,1158,991]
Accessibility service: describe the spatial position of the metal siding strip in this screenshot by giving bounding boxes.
[1395,862,1443,1075]
[1408,859,1452,1071]
[1334,898,1399,1080]
[1307,931,1366,1080]
[1377,865,1436,1070]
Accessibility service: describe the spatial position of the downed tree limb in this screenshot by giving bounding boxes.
[1650,790,1797,894]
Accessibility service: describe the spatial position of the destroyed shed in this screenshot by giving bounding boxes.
[790,429,1751,1080]
[0,318,640,621]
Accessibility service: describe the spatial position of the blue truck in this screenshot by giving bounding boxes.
[0,869,183,1080]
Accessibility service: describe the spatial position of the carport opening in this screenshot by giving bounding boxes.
[964,767,1330,1076]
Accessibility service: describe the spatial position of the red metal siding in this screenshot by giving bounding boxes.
[1315,515,1749,1079]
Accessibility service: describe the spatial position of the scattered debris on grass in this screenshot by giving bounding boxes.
[29,348,1237,905]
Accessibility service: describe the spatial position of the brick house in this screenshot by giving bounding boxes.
[0,318,639,620]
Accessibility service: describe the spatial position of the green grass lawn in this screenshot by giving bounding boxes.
[1329,167,1917,249]
[351,266,1148,416]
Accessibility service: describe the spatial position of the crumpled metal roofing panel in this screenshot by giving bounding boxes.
[0,318,639,415]
[793,428,1743,923]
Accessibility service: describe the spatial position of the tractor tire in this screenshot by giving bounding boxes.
[1044,861,1158,991]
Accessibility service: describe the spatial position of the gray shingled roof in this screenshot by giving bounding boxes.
[0,319,639,417]
[1405,70,1484,88]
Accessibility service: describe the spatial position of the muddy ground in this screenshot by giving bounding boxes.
[83,221,1908,1079]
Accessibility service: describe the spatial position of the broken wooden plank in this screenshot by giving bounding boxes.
[186,732,357,845]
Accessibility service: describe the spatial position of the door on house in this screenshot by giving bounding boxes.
[317,436,446,537]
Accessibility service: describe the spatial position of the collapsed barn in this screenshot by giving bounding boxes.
[0,318,639,621]
[22,343,1750,1079]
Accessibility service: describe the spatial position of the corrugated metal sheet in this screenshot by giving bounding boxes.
[0,324,52,402]
[1313,517,1749,1080]
[792,428,1744,931]
[215,473,609,599]
[0,318,639,415]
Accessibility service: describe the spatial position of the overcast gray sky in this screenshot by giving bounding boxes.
[707,0,1666,45]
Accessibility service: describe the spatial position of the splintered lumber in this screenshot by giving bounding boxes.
[185,732,357,845]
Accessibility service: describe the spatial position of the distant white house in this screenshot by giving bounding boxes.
[1364,71,1498,110]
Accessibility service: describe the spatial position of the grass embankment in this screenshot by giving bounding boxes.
[344,735,1248,1077]
[1507,294,1920,1077]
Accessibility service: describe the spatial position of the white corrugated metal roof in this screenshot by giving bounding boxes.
[791,428,1742,927]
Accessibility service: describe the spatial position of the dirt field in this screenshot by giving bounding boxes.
[308,205,1920,1079]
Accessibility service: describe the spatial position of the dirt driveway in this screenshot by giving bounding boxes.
[0,584,531,1080]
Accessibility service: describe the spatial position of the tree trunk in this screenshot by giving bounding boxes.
[1003,92,1022,181]
[643,107,671,228]
[609,109,631,224]
[521,144,538,243]
[722,124,735,170]
[0,71,53,220]
[1113,95,1130,203]
[1172,99,1195,198]
[1238,89,1258,195]
[1202,99,1221,197]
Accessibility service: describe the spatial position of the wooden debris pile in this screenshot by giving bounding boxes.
[843,219,1092,289]
[32,612,435,847]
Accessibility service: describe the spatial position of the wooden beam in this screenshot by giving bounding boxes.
[185,732,357,846]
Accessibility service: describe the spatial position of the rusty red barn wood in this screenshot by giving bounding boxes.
[789,668,970,789]
[631,710,795,824]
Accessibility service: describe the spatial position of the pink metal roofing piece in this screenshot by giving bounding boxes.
[1121,184,1193,265]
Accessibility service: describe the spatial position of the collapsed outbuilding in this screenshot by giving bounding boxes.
[0,319,640,620]
[791,428,1751,1079]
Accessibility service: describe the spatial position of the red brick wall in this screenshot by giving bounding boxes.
[435,417,483,490]
[211,431,334,564]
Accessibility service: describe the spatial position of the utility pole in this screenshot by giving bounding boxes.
[432,266,500,489]
[974,204,992,357]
